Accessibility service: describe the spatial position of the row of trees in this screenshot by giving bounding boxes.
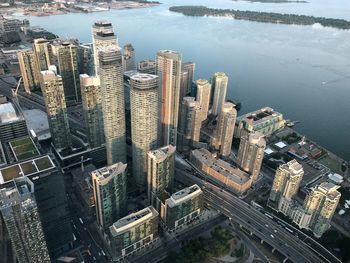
[169,6,350,30]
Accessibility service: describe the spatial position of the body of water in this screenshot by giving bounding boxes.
[15,0,350,160]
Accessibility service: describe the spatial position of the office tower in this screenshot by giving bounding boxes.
[40,70,71,150]
[179,70,188,111]
[195,79,211,122]
[91,21,118,75]
[51,42,80,103]
[130,73,159,187]
[211,102,237,157]
[138,59,156,74]
[17,50,40,93]
[77,43,94,75]
[268,160,304,212]
[161,184,203,231]
[303,182,341,237]
[91,163,127,231]
[33,38,52,72]
[123,43,136,71]
[211,72,228,116]
[237,131,266,181]
[80,74,105,148]
[182,62,195,95]
[147,145,176,207]
[99,47,126,165]
[0,102,28,142]
[0,178,50,263]
[109,206,159,260]
[156,50,182,146]
[177,97,202,152]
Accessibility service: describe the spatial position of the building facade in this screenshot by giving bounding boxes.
[33,38,52,72]
[18,50,40,93]
[211,72,228,116]
[123,43,136,71]
[138,60,156,74]
[195,79,211,122]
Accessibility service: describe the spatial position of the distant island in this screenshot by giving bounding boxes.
[169,6,350,30]
[235,0,308,3]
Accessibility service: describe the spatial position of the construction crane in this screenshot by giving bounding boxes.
[12,77,22,98]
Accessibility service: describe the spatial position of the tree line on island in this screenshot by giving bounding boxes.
[169,6,350,30]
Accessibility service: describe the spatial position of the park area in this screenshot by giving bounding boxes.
[9,137,39,161]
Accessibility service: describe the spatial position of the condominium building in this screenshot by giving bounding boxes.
[123,43,136,71]
[33,38,52,72]
[0,177,50,263]
[130,73,159,187]
[182,62,195,95]
[195,79,211,122]
[91,163,127,231]
[161,184,203,231]
[40,70,71,150]
[109,206,159,261]
[211,72,228,116]
[268,160,304,213]
[303,182,341,237]
[177,97,202,152]
[235,107,286,138]
[77,43,94,75]
[156,50,182,146]
[237,131,266,182]
[80,74,105,148]
[91,21,118,75]
[51,42,80,103]
[99,47,126,165]
[18,50,40,93]
[211,102,237,157]
[147,145,176,208]
[190,148,252,195]
[138,59,156,74]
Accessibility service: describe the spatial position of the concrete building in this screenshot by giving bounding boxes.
[182,62,195,95]
[130,73,159,187]
[91,163,127,231]
[138,59,156,74]
[195,79,211,122]
[237,131,266,182]
[0,177,50,263]
[211,102,237,157]
[123,43,136,71]
[51,42,80,103]
[77,43,94,76]
[80,74,105,148]
[40,70,72,150]
[177,97,202,152]
[109,206,159,261]
[147,145,176,209]
[304,182,341,237]
[156,50,182,147]
[33,38,52,72]
[91,21,118,75]
[211,72,228,116]
[0,102,28,142]
[190,148,252,195]
[235,107,286,138]
[161,184,203,231]
[268,160,304,213]
[99,47,126,165]
[17,50,40,93]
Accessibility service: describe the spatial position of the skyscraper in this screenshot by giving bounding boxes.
[237,131,266,182]
[130,73,159,187]
[33,38,52,72]
[195,79,211,122]
[51,42,80,103]
[91,21,118,75]
[122,43,136,71]
[177,97,202,152]
[303,182,341,237]
[99,47,126,165]
[147,144,176,207]
[80,74,105,148]
[0,177,50,263]
[211,72,228,116]
[156,50,182,146]
[268,159,304,212]
[91,163,127,231]
[40,70,71,150]
[17,50,40,93]
[182,62,195,95]
[211,102,237,157]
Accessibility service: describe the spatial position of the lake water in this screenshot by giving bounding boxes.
[15,0,350,160]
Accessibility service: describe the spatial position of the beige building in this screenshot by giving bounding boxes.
[190,148,252,195]
[18,50,40,93]
[156,50,182,147]
[33,38,52,72]
[195,79,211,122]
[122,43,136,71]
[237,132,266,182]
[211,72,228,116]
[130,73,159,187]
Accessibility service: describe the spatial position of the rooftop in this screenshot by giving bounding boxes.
[237,107,284,125]
[166,184,202,207]
[148,145,176,163]
[22,109,50,141]
[9,137,40,162]
[130,73,158,82]
[0,103,19,124]
[91,162,126,183]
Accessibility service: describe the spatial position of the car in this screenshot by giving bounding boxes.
[270,234,275,238]
[274,229,278,233]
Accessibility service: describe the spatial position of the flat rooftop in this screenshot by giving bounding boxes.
[237,107,284,125]
[0,155,55,185]
[9,137,40,162]
[148,145,175,163]
[23,109,50,141]
[167,184,202,207]
[0,102,19,124]
[91,162,126,182]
